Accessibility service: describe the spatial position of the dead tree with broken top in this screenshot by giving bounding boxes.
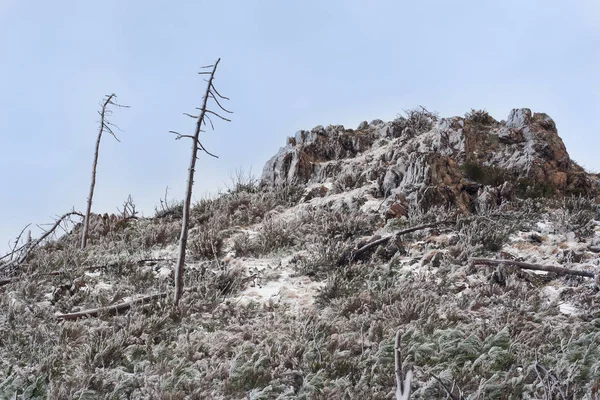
[81,94,128,249]
[171,58,231,306]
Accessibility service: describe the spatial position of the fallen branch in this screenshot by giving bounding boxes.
[350,219,455,262]
[1,211,84,270]
[469,258,596,279]
[56,292,168,320]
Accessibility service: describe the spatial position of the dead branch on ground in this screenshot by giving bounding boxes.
[56,292,168,320]
[469,258,596,279]
[349,219,455,262]
[1,211,83,271]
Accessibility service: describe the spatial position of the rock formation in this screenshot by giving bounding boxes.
[261,108,597,215]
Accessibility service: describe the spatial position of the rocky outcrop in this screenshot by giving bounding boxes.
[261,109,595,215]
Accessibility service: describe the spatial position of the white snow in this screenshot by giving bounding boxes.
[233,255,325,312]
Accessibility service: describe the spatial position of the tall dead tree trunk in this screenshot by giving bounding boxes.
[81,94,128,249]
[171,58,231,306]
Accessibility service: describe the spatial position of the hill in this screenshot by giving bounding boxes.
[1,108,599,399]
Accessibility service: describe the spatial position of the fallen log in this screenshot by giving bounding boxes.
[469,258,596,279]
[55,292,168,320]
[349,219,455,262]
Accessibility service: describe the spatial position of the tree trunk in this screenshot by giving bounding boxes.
[81,94,118,249]
[174,60,222,306]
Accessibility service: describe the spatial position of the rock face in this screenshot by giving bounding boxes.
[261,109,595,214]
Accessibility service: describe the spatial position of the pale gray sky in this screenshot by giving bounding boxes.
[1,1,598,252]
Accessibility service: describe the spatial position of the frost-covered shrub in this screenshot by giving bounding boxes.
[188,219,225,260]
[464,108,494,125]
[550,195,598,236]
[255,215,299,254]
[456,214,515,256]
[300,206,381,241]
[137,220,181,249]
[397,106,439,134]
[330,168,367,193]
[230,231,260,258]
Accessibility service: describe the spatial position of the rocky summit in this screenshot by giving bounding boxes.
[1,107,600,399]
[262,108,597,217]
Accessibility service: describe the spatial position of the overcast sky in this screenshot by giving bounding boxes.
[0,0,598,253]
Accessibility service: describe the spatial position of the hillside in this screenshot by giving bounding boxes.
[1,108,600,399]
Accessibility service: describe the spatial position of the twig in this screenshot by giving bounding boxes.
[469,258,596,279]
[429,372,460,400]
[8,224,31,261]
[56,292,168,320]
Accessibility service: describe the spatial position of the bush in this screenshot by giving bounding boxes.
[188,221,224,260]
[461,161,510,187]
[465,109,494,125]
[394,106,439,134]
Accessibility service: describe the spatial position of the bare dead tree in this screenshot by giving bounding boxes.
[170,58,231,306]
[81,94,129,249]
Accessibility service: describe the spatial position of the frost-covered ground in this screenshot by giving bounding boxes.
[1,183,599,399]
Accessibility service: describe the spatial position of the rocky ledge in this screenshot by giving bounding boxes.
[262,108,598,217]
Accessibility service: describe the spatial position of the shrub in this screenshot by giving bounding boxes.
[465,109,494,125]
[188,221,224,260]
[461,161,510,187]
[394,106,439,134]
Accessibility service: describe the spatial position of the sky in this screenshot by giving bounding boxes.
[0,0,598,253]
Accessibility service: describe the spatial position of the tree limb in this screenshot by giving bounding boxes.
[1,211,84,270]
[210,82,230,100]
[56,292,168,320]
[469,258,596,279]
[350,219,455,262]
[205,109,232,122]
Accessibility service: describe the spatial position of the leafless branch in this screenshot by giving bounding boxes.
[8,223,31,261]
[208,91,233,114]
[210,82,230,100]
[204,114,215,130]
[1,211,84,270]
[429,372,460,400]
[469,258,596,279]
[197,141,219,158]
[349,219,455,262]
[205,109,232,122]
[169,131,197,141]
[56,292,168,320]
